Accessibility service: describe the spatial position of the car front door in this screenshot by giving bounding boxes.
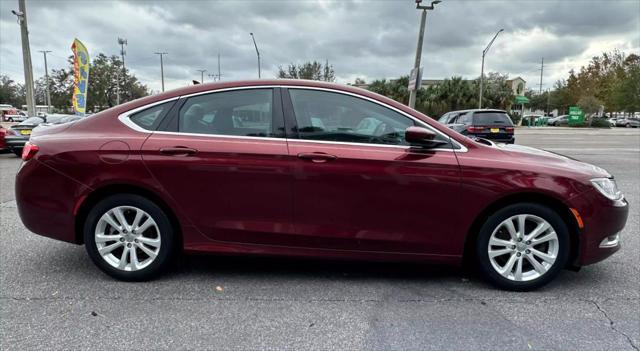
[140,88,295,245]
[283,88,462,255]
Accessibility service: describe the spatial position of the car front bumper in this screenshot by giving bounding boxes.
[569,188,629,266]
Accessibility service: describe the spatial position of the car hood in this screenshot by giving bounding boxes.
[493,143,611,179]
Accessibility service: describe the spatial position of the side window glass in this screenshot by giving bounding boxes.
[458,112,472,124]
[288,89,417,146]
[129,101,175,130]
[179,89,275,137]
[448,113,459,124]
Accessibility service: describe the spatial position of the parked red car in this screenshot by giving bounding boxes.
[0,125,7,152]
[15,80,628,290]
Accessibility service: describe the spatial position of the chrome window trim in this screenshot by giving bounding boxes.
[118,96,180,133]
[117,85,468,153]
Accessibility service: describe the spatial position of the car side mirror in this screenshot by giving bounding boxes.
[405,126,448,148]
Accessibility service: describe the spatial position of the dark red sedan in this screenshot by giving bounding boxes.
[15,80,628,291]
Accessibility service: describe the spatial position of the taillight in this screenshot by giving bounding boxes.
[22,142,39,161]
[505,127,514,133]
[466,126,485,133]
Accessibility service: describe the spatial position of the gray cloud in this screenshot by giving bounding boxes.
[0,0,638,93]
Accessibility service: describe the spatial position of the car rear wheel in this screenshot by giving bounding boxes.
[475,203,569,291]
[12,148,22,157]
[84,194,175,281]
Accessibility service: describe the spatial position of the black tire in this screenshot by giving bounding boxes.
[84,194,175,281]
[475,203,569,291]
[12,148,22,157]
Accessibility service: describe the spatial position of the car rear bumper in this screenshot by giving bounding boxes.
[469,133,515,143]
[5,135,29,149]
[569,188,629,266]
[15,158,88,244]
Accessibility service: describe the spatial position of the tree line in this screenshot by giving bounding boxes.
[2,50,637,118]
[0,53,149,113]
[526,50,639,117]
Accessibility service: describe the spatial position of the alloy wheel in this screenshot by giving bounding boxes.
[487,214,559,282]
[95,206,161,271]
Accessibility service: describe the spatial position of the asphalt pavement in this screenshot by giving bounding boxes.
[1,127,639,350]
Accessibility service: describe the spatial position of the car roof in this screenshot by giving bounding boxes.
[98,79,443,127]
[445,109,507,114]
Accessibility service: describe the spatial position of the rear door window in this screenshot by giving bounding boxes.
[178,89,280,138]
[473,112,513,126]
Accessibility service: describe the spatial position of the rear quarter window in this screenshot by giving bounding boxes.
[473,112,513,126]
[129,101,176,130]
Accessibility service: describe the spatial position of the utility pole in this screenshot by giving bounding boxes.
[154,52,167,92]
[217,52,221,81]
[408,0,440,109]
[538,57,544,94]
[38,50,52,113]
[118,37,127,100]
[250,33,261,78]
[12,0,36,116]
[207,53,222,81]
[197,69,207,83]
[479,29,504,109]
[546,88,551,116]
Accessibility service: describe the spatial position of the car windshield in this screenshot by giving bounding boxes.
[474,112,512,125]
[20,117,44,125]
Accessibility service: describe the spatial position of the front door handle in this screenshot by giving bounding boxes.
[297,152,337,163]
[159,146,198,156]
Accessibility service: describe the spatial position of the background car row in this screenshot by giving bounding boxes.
[0,114,81,156]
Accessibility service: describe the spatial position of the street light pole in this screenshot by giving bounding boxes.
[39,50,52,113]
[197,69,207,83]
[118,37,127,100]
[250,33,261,78]
[478,29,504,109]
[408,0,440,109]
[154,52,167,92]
[12,0,36,116]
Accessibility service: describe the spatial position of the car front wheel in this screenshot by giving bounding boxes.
[475,203,569,291]
[84,194,175,281]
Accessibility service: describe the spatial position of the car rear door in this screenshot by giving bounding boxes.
[283,88,462,255]
[139,87,295,245]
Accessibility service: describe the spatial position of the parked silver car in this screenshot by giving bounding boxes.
[615,117,640,128]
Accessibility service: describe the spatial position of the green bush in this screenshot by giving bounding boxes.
[508,113,521,125]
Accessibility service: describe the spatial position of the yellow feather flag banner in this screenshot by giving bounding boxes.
[71,39,90,115]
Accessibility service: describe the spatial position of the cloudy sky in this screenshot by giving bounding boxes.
[1,0,638,93]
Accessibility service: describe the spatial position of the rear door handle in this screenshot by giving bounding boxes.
[159,146,198,156]
[297,152,337,163]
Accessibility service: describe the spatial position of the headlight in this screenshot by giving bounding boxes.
[591,178,623,201]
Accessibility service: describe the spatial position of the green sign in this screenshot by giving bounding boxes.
[515,95,529,104]
[568,106,585,125]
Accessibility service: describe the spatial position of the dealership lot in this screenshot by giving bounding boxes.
[1,128,638,350]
